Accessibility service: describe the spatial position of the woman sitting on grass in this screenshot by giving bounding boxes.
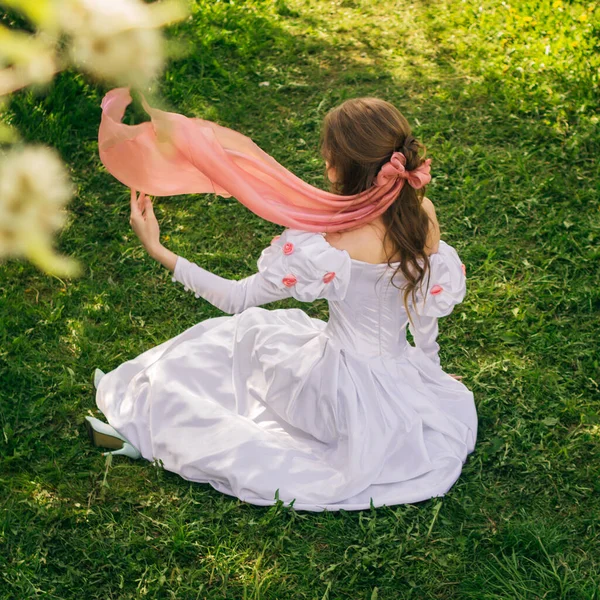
[85,89,478,511]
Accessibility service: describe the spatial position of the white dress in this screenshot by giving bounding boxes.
[96,229,478,511]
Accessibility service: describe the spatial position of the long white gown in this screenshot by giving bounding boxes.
[96,229,478,511]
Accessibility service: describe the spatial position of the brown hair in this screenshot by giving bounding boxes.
[319,97,432,326]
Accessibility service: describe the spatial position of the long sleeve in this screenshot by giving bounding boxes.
[172,256,293,315]
[408,313,441,366]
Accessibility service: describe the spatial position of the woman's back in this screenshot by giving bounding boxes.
[324,258,416,359]
[320,197,445,358]
[326,245,465,361]
[253,227,467,364]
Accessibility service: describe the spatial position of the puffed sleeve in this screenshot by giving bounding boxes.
[256,229,352,302]
[410,240,467,318]
[407,240,467,366]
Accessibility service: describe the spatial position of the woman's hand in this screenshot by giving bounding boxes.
[130,190,161,254]
[449,374,463,381]
[129,189,178,272]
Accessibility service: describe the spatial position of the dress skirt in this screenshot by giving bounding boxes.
[96,306,478,512]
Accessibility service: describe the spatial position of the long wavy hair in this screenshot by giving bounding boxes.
[319,97,433,326]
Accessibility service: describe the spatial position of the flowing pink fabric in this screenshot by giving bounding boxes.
[98,88,432,233]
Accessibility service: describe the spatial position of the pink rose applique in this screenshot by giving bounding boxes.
[323,272,336,283]
[282,274,297,287]
[283,242,294,255]
[430,284,443,295]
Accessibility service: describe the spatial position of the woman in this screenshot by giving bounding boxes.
[86,91,478,511]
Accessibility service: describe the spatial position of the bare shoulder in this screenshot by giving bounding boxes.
[322,228,362,255]
[422,197,440,255]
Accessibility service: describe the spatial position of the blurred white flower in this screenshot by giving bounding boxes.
[22,48,57,85]
[59,0,185,88]
[0,145,79,276]
[0,28,59,95]
[69,26,163,88]
[0,0,187,277]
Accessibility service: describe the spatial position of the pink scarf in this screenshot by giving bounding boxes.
[98,87,431,233]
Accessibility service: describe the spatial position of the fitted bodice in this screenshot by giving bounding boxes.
[250,228,467,366]
[324,261,412,358]
[171,228,466,370]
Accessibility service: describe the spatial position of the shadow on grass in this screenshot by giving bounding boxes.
[1,0,599,598]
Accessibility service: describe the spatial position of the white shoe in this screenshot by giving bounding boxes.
[93,368,105,389]
[84,416,141,460]
[102,442,142,459]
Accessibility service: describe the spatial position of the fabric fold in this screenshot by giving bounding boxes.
[98,87,413,232]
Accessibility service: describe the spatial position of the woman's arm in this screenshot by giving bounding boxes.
[128,191,291,314]
[408,312,441,367]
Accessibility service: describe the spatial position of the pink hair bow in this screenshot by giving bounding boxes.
[374,151,432,189]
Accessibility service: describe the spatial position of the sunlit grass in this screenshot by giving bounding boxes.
[0,0,598,598]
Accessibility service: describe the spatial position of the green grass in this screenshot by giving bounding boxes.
[1,0,599,597]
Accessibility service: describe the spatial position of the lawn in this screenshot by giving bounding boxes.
[1,0,599,598]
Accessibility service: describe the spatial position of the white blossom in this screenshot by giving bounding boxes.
[0,145,79,275]
[59,0,165,88]
[22,48,57,85]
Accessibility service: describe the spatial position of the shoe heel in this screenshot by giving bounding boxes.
[86,420,124,450]
[85,416,141,459]
[85,416,126,447]
[102,442,141,460]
